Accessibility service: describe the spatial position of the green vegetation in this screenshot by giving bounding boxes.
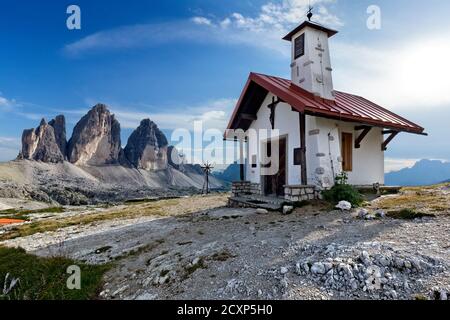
[211,249,235,262]
[0,207,65,221]
[0,194,228,241]
[387,209,436,220]
[0,207,65,215]
[322,173,364,207]
[183,257,207,278]
[0,246,110,300]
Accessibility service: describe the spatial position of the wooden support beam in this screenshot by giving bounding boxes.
[268,96,282,130]
[382,130,397,135]
[355,125,371,131]
[382,132,399,151]
[299,112,307,185]
[239,113,257,121]
[355,127,371,149]
[239,138,245,181]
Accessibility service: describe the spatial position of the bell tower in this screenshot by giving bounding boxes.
[283,17,338,100]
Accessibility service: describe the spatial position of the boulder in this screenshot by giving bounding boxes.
[67,104,123,166]
[311,262,326,275]
[375,209,386,218]
[282,205,294,215]
[256,208,269,215]
[358,209,369,218]
[336,201,352,211]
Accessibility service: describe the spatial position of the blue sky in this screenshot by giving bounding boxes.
[1,0,450,171]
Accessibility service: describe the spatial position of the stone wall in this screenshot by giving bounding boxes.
[231,181,262,197]
[284,185,320,202]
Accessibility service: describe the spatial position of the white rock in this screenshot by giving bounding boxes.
[280,267,289,275]
[136,292,158,300]
[336,201,352,211]
[282,206,294,215]
[390,290,398,299]
[360,251,371,265]
[112,285,129,297]
[358,209,369,218]
[256,208,269,214]
[439,290,448,300]
[311,262,326,274]
[375,210,386,218]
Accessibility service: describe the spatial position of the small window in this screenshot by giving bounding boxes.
[341,133,353,172]
[294,33,305,60]
[251,155,257,168]
[293,148,302,166]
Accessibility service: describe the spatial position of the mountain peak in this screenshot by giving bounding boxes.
[386,159,450,186]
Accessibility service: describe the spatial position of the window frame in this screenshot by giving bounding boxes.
[294,33,305,60]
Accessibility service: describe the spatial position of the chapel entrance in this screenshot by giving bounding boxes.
[262,137,287,197]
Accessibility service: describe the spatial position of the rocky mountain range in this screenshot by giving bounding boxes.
[0,104,224,205]
[18,104,172,170]
[385,159,450,186]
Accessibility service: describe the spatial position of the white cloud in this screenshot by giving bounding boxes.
[0,95,17,111]
[64,0,342,57]
[192,17,212,26]
[83,98,237,131]
[333,34,450,109]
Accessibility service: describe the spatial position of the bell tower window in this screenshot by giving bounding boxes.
[294,33,305,60]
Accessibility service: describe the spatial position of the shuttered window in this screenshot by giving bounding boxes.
[294,33,305,59]
[341,133,353,172]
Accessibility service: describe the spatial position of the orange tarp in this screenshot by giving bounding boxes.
[0,219,25,225]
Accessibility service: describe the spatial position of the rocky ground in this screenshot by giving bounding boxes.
[0,160,225,205]
[1,186,449,300]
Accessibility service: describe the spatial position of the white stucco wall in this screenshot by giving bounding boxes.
[246,93,301,186]
[290,26,334,100]
[245,93,385,189]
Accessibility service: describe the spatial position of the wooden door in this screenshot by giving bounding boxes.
[341,132,353,172]
[263,138,287,197]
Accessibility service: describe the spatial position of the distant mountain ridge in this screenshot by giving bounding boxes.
[385,159,450,186]
[213,162,240,182]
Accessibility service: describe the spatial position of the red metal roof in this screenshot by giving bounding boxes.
[226,72,426,135]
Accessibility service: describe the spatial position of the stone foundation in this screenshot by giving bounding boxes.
[284,185,320,202]
[231,181,262,197]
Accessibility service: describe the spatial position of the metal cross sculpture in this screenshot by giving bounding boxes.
[201,162,214,195]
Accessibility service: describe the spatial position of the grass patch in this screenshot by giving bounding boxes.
[0,207,65,215]
[323,184,364,207]
[0,207,65,221]
[0,246,110,300]
[211,250,235,262]
[115,240,164,261]
[375,188,449,214]
[183,258,207,277]
[0,195,228,241]
[387,209,436,220]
